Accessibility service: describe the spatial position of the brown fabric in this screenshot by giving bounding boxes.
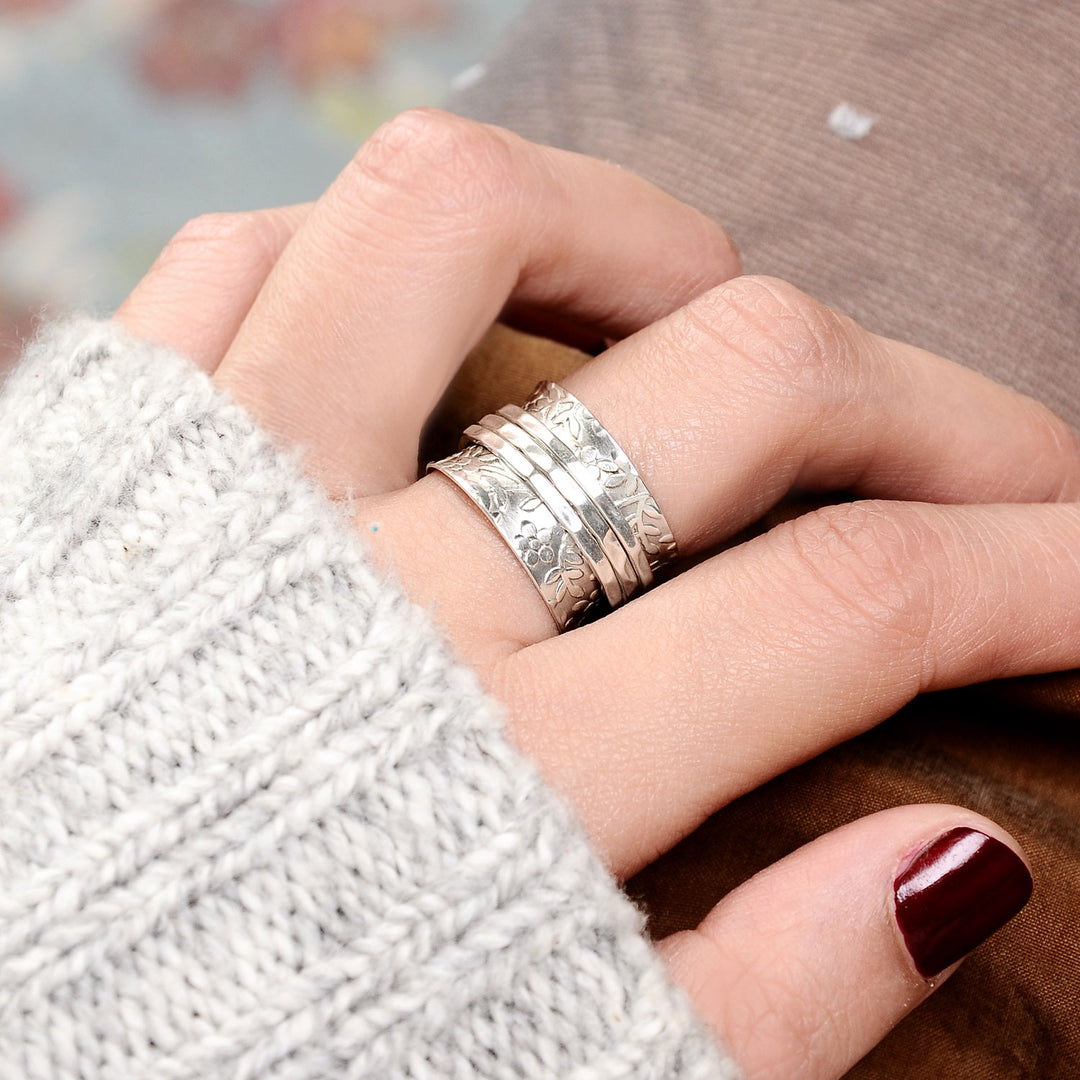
[450,0,1080,432]
[440,2,1080,1074]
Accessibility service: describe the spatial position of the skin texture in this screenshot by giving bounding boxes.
[115,108,1080,1080]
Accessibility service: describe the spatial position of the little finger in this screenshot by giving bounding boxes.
[501,500,1080,871]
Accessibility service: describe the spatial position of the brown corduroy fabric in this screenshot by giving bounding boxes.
[439,2,1080,1075]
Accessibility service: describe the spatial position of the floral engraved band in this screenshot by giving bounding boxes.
[426,381,678,631]
[427,442,600,629]
[524,381,679,576]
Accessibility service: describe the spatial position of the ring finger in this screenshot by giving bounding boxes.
[563,273,1080,554]
[373,273,1080,663]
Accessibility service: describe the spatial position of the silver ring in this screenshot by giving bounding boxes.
[523,381,678,572]
[428,443,600,630]
[470,414,632,607]
[497,403,652,594]
[427,381,678,632]
[464,421,624,608]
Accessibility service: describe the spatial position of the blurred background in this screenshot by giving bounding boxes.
[0,0,529,367]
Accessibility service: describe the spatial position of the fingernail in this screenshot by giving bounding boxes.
[894,827,1033,978]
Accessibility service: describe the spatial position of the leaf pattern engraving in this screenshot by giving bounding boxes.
[577,445,625,492]
[547,547,597,605]
[640,515,664,556]
[544,398,584,442]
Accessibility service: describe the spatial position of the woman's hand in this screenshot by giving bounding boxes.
[117,109,1078,1080]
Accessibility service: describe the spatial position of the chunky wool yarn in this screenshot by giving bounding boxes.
[0,322,737,1079]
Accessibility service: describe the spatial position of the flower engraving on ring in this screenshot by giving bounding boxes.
[516,520,556,567]
[578,444,624,490]
[429,380,675,631]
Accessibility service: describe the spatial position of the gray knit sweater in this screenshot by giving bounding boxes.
[0,321,737,1079]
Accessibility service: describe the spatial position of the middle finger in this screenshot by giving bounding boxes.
[213,109,741,498]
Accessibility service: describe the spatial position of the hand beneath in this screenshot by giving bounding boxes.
[118,109,1077,1080]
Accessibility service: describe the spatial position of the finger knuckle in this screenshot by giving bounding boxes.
[1026,399,1080,500]
[345,107,521,221]
[780,501,944,654]
[159,211,262,268]
[679,274,859,406]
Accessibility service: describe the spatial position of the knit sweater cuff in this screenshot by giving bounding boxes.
[0,321,737,1080]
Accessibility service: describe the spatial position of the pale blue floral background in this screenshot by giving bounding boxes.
[0,0,528,364]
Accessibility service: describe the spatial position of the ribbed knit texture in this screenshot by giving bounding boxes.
[0,321,737,1080]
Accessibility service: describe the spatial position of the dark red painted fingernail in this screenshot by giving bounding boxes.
[894,827,1033,978]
